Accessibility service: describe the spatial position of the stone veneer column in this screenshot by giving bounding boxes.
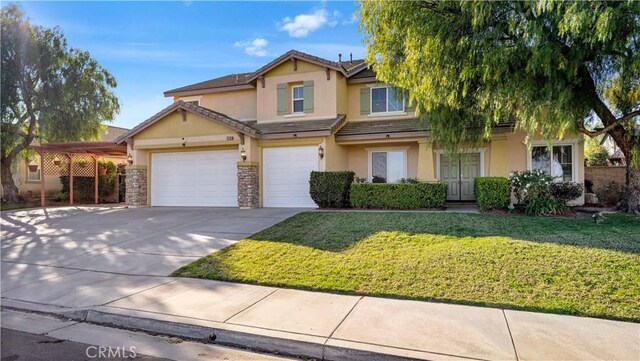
[125,166,148,207]
[237,162,259,209]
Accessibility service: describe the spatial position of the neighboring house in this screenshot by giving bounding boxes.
[116,50,585,208]
[599,124,640,166]
[13,125,129,198]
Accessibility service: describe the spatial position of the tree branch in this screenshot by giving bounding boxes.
[578,118,623,137]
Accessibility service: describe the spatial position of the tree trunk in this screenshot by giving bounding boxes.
[0,157,20,204]
[622,161,640,214]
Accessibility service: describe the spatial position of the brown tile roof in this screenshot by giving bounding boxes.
[115,101,259,144]
[336,118,427,136]
[246,115,346,135]
[165,52,372,96]
[164,72,253,96]
[115,101,348,143]
[246,50,349,82]
[99,126,129,142]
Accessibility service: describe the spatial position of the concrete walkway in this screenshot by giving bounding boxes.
[1,206,638,360]
[2,269,638,361]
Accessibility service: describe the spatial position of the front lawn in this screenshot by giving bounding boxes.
[173,212,640,321]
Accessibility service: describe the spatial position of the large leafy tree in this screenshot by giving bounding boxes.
[360,0,640,212]
[1,4,119,203]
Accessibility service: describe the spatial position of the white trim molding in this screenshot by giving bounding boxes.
[369,86,405,115]
[434,148,486,181]
[177,95,203,106]
[366,146,410,183]
[526,140,579,182]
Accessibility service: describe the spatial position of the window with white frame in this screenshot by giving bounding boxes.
[531,145,574,181]
[371,87,403,114]
[370,150,406,183]
[292,86,304,113]
[185,100,199,106]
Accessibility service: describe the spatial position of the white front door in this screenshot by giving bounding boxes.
[263,146,318,208]
[151,150,237,207]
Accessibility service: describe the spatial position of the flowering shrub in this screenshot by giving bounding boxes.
[509,170,554,204]
[508,170,582,216]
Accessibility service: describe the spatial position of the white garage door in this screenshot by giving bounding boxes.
[151,150,237,207]
[263,146,318,208]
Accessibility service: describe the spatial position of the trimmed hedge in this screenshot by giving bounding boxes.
[309,171,355,208]
[350,182,447,209]
[474,177,509,211]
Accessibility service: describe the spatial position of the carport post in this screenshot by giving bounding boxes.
[94,156,99,204]
[69,153,74,206]
[38,150,45,207]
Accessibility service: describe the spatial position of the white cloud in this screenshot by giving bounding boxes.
[278,9,329,38]
[234,38,269,57]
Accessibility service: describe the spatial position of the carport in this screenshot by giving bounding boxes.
[30,141,127,207]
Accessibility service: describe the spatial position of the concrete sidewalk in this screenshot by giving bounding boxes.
[2,271,638,361]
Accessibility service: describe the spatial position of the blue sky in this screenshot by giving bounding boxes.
[16,1,364,129]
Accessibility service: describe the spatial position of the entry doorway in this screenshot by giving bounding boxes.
[440,153,481,201]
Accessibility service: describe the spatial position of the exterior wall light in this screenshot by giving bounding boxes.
[127,154,133,165]
[318,146,324,159]
[240,148,247,161]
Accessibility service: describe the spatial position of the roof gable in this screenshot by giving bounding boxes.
[115,101,258,144]
[246,50,348,82]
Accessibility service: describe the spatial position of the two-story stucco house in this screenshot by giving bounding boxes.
[115,50,584,208]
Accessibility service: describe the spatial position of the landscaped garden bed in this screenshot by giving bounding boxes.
[173,211,640,322]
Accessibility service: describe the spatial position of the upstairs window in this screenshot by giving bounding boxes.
[185,100,199,106]
[292,86,304,113]
[371,87,403,114]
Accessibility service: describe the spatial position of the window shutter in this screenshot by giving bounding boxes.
[360,87,370,115]
[277,83,287,115]
[303,80,314,113]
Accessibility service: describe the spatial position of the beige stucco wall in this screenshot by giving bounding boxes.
[336,74,348,115]
[346,83,417,121]
[135,111,235,140]
[345,142,420,180]
[176,89,257,121]
[256,61,339,122]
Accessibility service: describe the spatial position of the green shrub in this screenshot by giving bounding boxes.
[585,145,609,166]
[60,174,117,202]
[509,170,554,204]
[595,181,624,206]
[549,181,584,205]
[98,160,117,174]
[350,182,447,209]
[474,177,509,211]
[309,171,355,208]
[524,196,567,216]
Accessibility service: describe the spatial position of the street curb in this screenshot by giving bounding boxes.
[1,302,438,361]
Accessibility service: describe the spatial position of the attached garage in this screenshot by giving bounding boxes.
[151,150,237,207]
[263,146,318,207]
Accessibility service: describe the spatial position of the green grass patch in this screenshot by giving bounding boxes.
[173,212,640,321]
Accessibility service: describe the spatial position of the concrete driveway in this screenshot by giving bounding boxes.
[0,206,303,308]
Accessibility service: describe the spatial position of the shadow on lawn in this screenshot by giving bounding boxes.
[247,211,640,254]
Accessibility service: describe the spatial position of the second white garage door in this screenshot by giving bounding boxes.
[151,150,237,207]
[263,146,318,207]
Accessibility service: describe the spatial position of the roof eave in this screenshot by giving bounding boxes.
[246,52,347,83]
[115,101,260,145]
[335,131,430,142]
[164,83,255,98]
